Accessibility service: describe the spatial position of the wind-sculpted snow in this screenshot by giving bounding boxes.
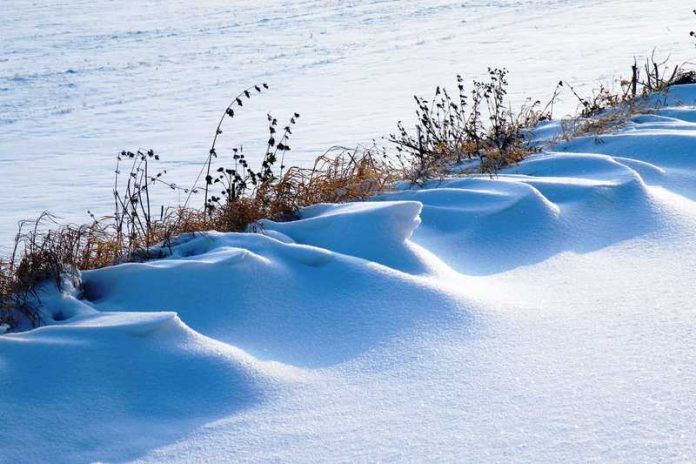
[0,305,269,462]
[261,201,433,274]
[81,229,467,368]
[2,86,696,462]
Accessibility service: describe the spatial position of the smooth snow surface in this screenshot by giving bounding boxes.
[1,0,696,245]
[2,85,695,463]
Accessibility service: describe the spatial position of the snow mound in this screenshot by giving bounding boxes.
[82,231,467,368]
[0,308,268,463]
[2,84,696,463]
[378,154,663,274]
[260,200,433,273]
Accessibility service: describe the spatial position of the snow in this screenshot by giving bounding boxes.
[3,1,696,460]
[1,83,695,462]
[261,201,432,273]
[1,0,696,247]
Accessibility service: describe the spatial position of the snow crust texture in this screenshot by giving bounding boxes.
[2,86,696,463]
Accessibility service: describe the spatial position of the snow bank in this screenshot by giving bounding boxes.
[2,85,696,463]
[81,229,464,368]
[0,308,270,463]
[260,201,432,273]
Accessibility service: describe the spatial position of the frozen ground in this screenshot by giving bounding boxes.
[1,0,695,246]
[1,84,695,463]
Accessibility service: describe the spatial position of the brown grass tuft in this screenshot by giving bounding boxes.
[4,38,696,331]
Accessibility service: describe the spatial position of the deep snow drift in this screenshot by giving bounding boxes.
[2,85,696,463]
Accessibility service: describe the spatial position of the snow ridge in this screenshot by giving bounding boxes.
[2,86,696,463]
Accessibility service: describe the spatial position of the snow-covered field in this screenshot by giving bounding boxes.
[1,0,694,246]
[2,83,696,462]
[3,2,696,463]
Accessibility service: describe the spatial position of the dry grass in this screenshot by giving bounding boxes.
[0,144,393,330]
[0,213,109,328]
[557,52,696,141]
[388,68,550,182]
[279,145,393,206]
[3,45,696,331]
